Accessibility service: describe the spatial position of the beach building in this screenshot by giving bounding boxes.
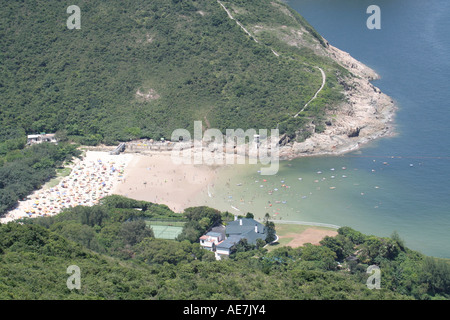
[200,218,269,257]
[27,133,57,145]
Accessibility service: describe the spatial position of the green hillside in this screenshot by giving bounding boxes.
[1,195,450,300]
[0,0,347,145]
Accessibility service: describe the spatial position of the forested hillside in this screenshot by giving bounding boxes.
[0,0,348,145]
[1,195,449,300]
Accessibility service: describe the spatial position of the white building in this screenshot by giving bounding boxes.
[200,218,270,257]
[27,133,57,145]
[199,232,224,251]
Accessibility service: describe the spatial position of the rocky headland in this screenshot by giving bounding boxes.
[279,43,397,160]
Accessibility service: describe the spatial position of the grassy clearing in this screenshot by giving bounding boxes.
[266,223,338,251]
[43,167,73,189]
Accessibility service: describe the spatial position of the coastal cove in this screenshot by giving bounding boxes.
[1,0,449,260]
[3,0,450,302]
[198,0,450,258]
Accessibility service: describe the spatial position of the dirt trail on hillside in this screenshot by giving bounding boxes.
[294,67,326,118]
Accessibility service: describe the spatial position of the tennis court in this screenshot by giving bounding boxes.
[146,220,185,239]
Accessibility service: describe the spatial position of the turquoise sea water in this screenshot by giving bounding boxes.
[198,0,450,258]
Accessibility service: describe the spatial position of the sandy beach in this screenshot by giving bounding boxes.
[0,148,230,224]
[112,152,219,213]
[0,151,134,224]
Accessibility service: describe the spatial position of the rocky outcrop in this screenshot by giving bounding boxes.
[279,44,397,160]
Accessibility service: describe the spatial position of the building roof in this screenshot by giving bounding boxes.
[205,232,222,238]
[226,218,265,235]
[210,225,226,237]
[224,218,267,245]
[240,229,266,245]
[216,235,244,249]
[202,218,271,252]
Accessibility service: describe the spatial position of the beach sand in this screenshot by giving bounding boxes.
[0,149,223,224]
[0,151,133,224]
[113,152,219,213]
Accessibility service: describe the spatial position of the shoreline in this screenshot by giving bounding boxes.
[278,44,398,160]
[0,42,398,223]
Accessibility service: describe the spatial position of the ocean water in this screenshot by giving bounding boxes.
[198,0,450,258]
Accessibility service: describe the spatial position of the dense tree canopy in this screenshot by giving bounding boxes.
[0,0,348,145]
[0,197,448,300]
